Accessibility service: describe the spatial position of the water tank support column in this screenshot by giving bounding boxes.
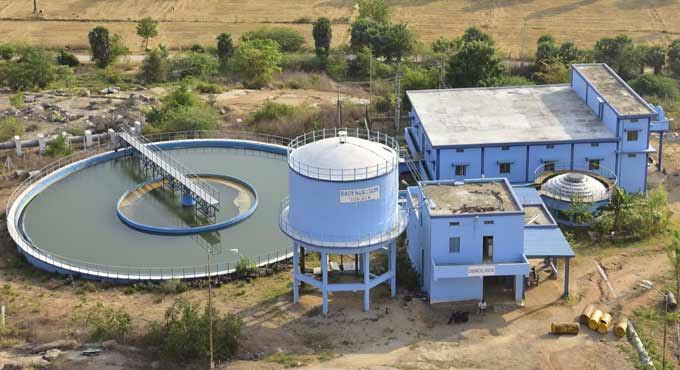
[14,136,21,157]
[363,251,370,312]
[37,134,46,155]
[321,251,329,316]
[84,130,93,149]
[292,243,299,304]
[390,241,397,297]
[563,257,571,299]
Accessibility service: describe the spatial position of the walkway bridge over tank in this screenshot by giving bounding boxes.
[118,128,220,220]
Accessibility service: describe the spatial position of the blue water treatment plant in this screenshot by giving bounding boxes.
[279,129,407,315]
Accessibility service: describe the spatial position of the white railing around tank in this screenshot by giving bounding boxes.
[278,196,408,248]
[4,130,293,280]
[287,128,400,181]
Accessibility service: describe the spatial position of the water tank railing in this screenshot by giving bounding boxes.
[278,197,408,248]
[287,128,400,181]
[533,160,618,202]
[4,129,296,280]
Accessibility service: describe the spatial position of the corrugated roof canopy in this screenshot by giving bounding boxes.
[524,227,575,258]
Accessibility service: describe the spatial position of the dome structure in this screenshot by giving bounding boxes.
[541,172,609,202]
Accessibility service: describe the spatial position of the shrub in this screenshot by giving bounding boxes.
[145,84,219,133]
[159,279,188,294]
[190,44,206,53]
[241,27,305,53]
[145,297,242,363]
[0,44,16,60]
[629,74,679,100]
[0,47,57,90]
[0,117,24,142]
[139,47,168,83]
[192,80,224,94]
[228,39,282,87]
[495,75,536,86]
[234,256,255,276]
[168,52,218,80]
[248,101,296,123]
[9,92,25,108]
[86,303,132,342]
[57,49,80,67]
[45,135,73,157]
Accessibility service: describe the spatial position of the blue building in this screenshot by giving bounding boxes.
[404,64,670,195]
[405,179,574,303]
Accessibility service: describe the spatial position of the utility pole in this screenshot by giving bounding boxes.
[33,0,37,14]
[394,69,402,131]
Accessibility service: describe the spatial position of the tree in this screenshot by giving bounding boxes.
[240,27,305,52]
[462,26,494,46]
[642,45,666,75]
[228,39,282,87]
[668,39,680,78]
[432,36,458,54]
[558,42,580,65]
[312,17,332,59]
[140,47,167,83]
[216,33,234,69]
[136,16,159,50]
[446,40,504,88]
[57,49,80,67]
[383,23,413,62]
[89,26,128,68]
[535,34,559,65]
[350,18,381,52]
[593,35,640,80]
[357,0,390,24]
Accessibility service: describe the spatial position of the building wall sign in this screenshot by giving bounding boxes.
[340,186,380,203]
[468,265,496,277]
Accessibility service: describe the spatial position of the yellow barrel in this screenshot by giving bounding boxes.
[614,317,628,338]
[588,310,603,331]
[598,312,612,334]
[551,322,579,335]
[580,304,596,324]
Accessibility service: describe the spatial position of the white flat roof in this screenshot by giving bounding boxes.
[407,85,617,147]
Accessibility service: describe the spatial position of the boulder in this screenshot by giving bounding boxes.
[32,339,79,353]
[42,348,61,361]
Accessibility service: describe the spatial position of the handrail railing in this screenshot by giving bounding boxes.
[287,128,400,181]
[120,128,220,207]
[5,130,294,280]
[278,196,408,248]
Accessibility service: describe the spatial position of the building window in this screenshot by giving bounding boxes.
[499,162,511,174]
[544,161,556,172]
[501,146,510,151]
[627,130,638,141]
[484,220,494,225]
[449,237,461,253]
[630,118,639,123]
[591,143,599,147]
[588,159,601,170]
[546,144,555,149]
[455,165,467,176]
[449,221,460,227]
[628,154,637,158]
[456,148,464,153]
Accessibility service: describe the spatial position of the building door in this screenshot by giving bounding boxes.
[483,236,493,263]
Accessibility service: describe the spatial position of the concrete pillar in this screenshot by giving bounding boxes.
[13,136,21,157]
[514,275,524,303]
[363,251,370,312]
[134,121,142,133]
[61,132,70,147]
[563,257,571,299]
[108,129,118,148]
[84,130,93,149]
[321,251,328,316]
[658,132,664,171]
[37,134,46,155]
[390,242,397,297]
[292,243,299,304]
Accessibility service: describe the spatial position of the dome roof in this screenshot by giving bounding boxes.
[289,132,397,181]
[540,172,609,202]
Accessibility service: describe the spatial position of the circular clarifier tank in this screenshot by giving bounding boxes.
[9,141,291,280]
[116,174,258,235]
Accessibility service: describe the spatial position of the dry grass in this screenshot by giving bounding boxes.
[0,0,678,54]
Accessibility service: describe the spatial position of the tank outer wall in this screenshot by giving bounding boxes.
[288,167,398,244]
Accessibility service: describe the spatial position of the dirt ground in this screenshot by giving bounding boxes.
[0,0,679,55]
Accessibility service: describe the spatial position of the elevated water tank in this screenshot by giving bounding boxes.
[280,129,402,247]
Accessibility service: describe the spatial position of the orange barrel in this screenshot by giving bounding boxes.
[588,310,603,331]
[614,317,628,338]
[580,304,596,324]
[551,322,580,335]
[598,312,613,334]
